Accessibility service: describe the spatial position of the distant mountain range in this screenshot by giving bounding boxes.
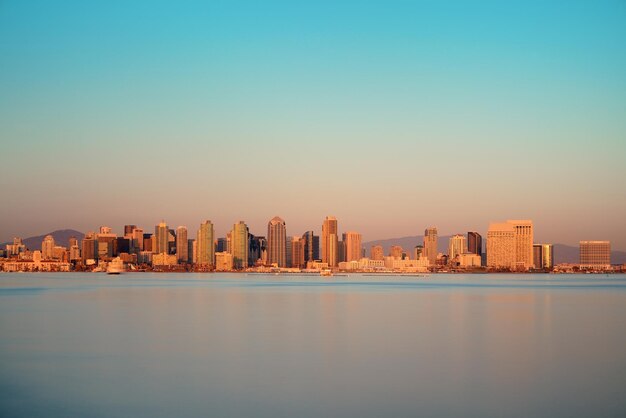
[1,229,85,251]
[363,236,626,265]
[3,230,625,265]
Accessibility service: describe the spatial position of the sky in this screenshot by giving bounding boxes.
[1,0,625,248]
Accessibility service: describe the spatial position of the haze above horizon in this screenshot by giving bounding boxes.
[1,1,625,248]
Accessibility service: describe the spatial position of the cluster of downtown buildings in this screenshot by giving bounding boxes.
[0,217,616,273]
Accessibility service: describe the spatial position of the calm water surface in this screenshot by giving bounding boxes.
[1,273,625,417]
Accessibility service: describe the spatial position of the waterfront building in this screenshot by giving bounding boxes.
[302,231,319,262]
[215,252,234,271]
[286,237,292,267]
[131,228,144,252]
[448,234,468,262]
[343,231,362,262]
[81,232,97,264]
[197,221,215,267]
[231,221,249,269]
[6,237,26,257]
[188,239,195,264]
[152,253,177,267]
[579,241,611,270]
[291,236,305,268]
[390,245,403,260]
[69,243,81,261]
[267,216,287,267]
[154,221,169,255]
[322,216,339,267]
[413,245,424,261]
[486,222,516,269]
[176,226,188,263]
[467,232,482,256]
[457,253,482,267]
[248,235,267,266]
[533,244,554,270]
[424,227,438,265]
[41,235,55,260]
[370,245,384,260]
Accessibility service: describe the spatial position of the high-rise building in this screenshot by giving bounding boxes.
[176,226,188,263]
[267,216,287,267]
[302,231,319,262]
[322,216,339,267]
[187,239,195,264]
[81,232,97,264]
[131,228,144,253]
[124,225,137,239]
[371,245,384,260]
[486,222,516,269]
[467,232,482,256]
[533,244,554,270]
[143,234,153,253]
[197,221,215,267]
[248,235,267,266]
[291,236,305,268]
[448,234,468,261]
[68,237,78,249]
[343,231,362,262]
[413,245,424,261]
[41,235,55,260]
[286,238,292,267]
[390,245,403,260]
[424,227,438,265]
[511,220,534,270]
[486,220,533,270]
[231,221,249,269]
[154,221,169,254]
[216,238,228,253]
[579,241,610,270]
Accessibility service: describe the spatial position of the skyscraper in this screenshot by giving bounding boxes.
[467,232,482,256]
[176,226,188,263]
[291,236,305,268]
[322,216,339,267]
[124,225,137,239]
[390,245,403,259]
[154,221,169,255]
[267,216,287,267]
[511,220,534,270]
[487,222,516,269]
[41,235,55,260]
[371,245,384,260]
[580,241,610,270]
[448,234,467,261]
[81,232,97,264]
[197,220,215,267]
[413,245,424,260]
[231,221,249,269]
[343,231,362,262]
[423,227,438,265]
[302,231,319,262]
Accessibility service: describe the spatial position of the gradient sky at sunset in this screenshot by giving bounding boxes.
[1,1,625,248]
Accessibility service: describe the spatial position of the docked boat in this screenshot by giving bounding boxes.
[320,269,333,277]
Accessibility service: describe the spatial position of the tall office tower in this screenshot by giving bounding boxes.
[371,245,384,260]
[291,236,305,268]
[486,222,516,269]
[68,237,78,249]
[124,225,137,239]
[69,244,81,261]
[423,227,438,265]
[343,232,362,262]
[231,221,249,269]
[448,234,468,261]
[131,228,144,253]
[81,232,97,263]
[249,235,268,266]
[41,235,55,259]
[322,216,339,267]
[216,238,228,253]
[467,232,482,256]
[143,234,153,252]
[176,226,188,263]
[414,245,424,260]
[541,244,554,270]
[579,241,611,269]
[533,244,543,270]
[286,238,293,267]
[197,221,215,267]
[390,245,403,259]
[226,232,232,254]
[302,231,319,262]
[267,216,287,267]
[192,240,197,264]
[510,220,534,270]
[187,239,195,264]
[154,221,169,254]
[115,237,130,255]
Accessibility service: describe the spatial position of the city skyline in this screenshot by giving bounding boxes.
[1,1,625,249]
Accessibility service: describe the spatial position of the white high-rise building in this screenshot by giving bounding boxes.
[448,234,467,261]
[487,220,534,270]
[41,235,55,260]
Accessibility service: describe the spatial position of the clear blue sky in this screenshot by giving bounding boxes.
[1,0,625,248]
